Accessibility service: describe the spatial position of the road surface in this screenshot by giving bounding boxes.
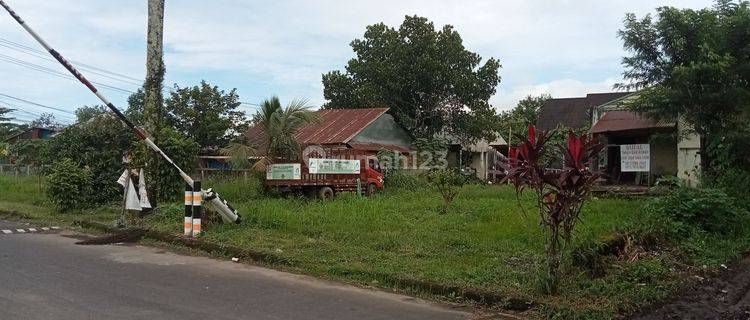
[0,220,473,320]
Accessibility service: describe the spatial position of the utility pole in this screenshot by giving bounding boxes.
[144,0,165,206]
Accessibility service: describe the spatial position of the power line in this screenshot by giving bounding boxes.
[0,37,143,83]
[0,92,75,115]
[0,53,135,94]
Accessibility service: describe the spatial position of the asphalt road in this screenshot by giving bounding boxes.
[0,221,472,320]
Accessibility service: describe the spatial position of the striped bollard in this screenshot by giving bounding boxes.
[184,183,193,236]
[192,180,202,237]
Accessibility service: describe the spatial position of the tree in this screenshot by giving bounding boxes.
[166,81,247,148]
[0,106,19,139]
[617,0,750,175]
[30,113,61,129]
[322,15,502,143]
[49,113,134,204]
[499,94,551,144]
[251,96,321,164]
[75,105,109,123]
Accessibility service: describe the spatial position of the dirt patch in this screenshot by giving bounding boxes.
[631,256,750,319]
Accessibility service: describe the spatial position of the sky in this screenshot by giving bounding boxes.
[0,0,714,125]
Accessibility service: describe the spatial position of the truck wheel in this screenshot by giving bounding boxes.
[318,186,335,200]
[366,183,377,196]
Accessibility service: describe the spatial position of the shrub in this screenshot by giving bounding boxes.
[427,169,465,212]
[132,127,199,202]
[384,170,427,190]
[46,158,93,211]
[647,185,748,236]
[49,112,134,204]
[502,125,603,293]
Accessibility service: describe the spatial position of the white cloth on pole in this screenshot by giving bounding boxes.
[138,169,151,209]
[116,169,129,187]
[125,178,142,211]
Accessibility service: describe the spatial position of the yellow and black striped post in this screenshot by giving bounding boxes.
[184,183,192,236]
[191,180,202,236]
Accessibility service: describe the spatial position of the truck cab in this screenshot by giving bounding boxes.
[365,158,384,195]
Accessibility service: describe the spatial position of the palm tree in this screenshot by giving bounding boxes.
[224,96,320,171]
[261,97,321,161]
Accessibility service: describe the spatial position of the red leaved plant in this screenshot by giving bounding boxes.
[502,125,603,293]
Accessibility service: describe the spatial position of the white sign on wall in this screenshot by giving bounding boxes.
[620,144,650,172]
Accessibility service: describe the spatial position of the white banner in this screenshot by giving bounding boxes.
[620,144,650,172]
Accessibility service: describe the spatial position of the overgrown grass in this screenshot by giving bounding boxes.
[1,173,748,319]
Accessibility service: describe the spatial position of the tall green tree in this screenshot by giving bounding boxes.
[499,94,550,144]
[322,15,502,143]
[618,0,750,174]
[166,81,247,149]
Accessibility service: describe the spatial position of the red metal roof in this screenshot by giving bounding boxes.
[296,108,389,144]
[347,142,410,153]
[245,108,391,153]
[590,110,673,134]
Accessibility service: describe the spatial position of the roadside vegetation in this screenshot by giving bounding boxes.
[2,172,749,319]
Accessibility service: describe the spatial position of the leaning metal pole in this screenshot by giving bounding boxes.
[0,0,240,223]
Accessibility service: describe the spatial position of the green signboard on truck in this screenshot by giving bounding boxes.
[308,158,360,174]
[266,163,301,180]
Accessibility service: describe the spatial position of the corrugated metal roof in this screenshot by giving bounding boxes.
[347,142,411,153]
[590,110,674,134]
[245,108,391,153]
[296,108,389,144]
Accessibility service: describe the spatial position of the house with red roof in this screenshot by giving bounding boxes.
[244,107,412,161]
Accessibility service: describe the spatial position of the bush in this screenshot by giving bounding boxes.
[384,170,427,190]
[46,158,93,211]
[132,127,199,202]
[646,185,748,236]
[49,112,134,204]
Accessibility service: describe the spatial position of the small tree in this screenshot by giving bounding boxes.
[46,158,93,211]
[502,125,603,293]
[428,169,465,213]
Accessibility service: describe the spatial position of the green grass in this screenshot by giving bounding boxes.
[1,173,747,319]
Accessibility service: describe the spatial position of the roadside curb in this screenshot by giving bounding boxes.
[72,219,535,311]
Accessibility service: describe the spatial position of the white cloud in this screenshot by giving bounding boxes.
[0,0,715,121]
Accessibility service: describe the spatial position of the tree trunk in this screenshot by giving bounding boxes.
[144,0,165,207]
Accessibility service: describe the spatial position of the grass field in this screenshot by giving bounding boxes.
[0,173,745,319]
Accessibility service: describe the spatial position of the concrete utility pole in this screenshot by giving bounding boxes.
[144,0,165,206]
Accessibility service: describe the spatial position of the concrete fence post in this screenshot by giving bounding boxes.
[192,180,202,237]
[184,183,193,236]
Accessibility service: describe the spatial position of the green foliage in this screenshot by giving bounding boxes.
[132,127,199,202]
[618,1,750,176]
[45,158,93,211]
[0,106,21,139]
[49,113,134,204]
[427,169,465,212]
[499,94,551,143]
[9,139,50,165]
[322,15,501,142]
[383,170,427,190]
[166,81,248,148]
[252,96,321,162]
[646,185,748,235]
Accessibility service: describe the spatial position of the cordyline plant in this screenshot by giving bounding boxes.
[502,125,603,293]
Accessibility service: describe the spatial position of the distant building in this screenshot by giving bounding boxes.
[3,126,58,144]
[536,92,631,131]
[589,93,701,186]
[535,91,701,186]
